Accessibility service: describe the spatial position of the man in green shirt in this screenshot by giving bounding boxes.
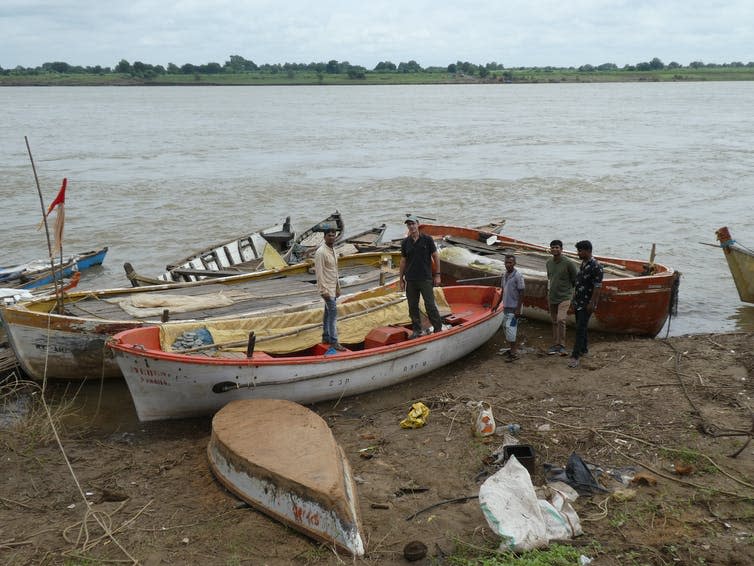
[545,239,578,355]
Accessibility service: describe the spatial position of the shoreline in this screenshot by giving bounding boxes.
[2,327,752,564]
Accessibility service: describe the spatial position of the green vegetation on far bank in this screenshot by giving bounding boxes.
[3,55,754,86]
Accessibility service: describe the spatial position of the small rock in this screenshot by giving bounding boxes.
[403,540,427,561]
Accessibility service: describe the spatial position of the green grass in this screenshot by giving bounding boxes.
[443,541,599,565]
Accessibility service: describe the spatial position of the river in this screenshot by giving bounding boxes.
[2,82,754,336]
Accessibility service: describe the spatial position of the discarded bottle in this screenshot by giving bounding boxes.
[471,401,496,437]
[502,423,521,435]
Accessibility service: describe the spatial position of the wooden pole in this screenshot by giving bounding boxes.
[25,136,64,314]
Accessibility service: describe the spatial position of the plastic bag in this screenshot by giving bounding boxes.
[480,456,548,551]
[479,457,582,552]
[400,402,430,429]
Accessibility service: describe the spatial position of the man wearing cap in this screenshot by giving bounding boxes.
[314,226,346,351]
[399,216,443,339]
[568,240,603,368]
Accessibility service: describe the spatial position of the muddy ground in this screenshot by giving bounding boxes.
[1,321,753,565]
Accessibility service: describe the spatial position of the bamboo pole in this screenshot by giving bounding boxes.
[25,136,64,315]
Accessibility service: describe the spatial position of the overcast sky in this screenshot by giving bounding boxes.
[2,1,752,70]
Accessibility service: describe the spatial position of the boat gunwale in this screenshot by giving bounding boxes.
[420,223,675,279]
[108,288,503,367]
[4,251,403,316]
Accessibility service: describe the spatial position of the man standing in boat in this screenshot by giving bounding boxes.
[399,215,443,339]
[546,239,578,356]
[314,226,346,351]
[500,254,525,362]
[568,240,603,368]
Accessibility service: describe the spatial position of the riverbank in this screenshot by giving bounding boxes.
[1,324,752,565]
[3,66,754,86]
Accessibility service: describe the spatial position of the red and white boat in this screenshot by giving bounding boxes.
[420,223,680,337]
[108,285,503,421]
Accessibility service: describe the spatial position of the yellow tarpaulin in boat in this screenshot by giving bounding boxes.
[160,289,451,354]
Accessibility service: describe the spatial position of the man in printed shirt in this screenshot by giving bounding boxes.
[568,240,603,368]
[314,226,346,351]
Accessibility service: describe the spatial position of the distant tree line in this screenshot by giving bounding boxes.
[2,55,753,78]
[576,57,754,72]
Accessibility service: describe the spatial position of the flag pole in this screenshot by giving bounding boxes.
[24,136,65,314]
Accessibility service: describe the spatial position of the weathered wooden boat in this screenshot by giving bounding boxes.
[125,213,344,287]
[125,221,387,287]
[0,251,401,381]
[108,285,503,421]
[716,226,754,304]
[419,223,679,337]
[0,247,107,290]
[1,272,82,306]
[329,223,387,255]
[282,211,346,263]
[208,399,365,556]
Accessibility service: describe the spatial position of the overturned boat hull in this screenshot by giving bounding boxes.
[208,399,365,556]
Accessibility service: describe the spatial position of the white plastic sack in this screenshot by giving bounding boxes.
[479,457,582,552]
[537,481,583,540]
[479,456,549,551]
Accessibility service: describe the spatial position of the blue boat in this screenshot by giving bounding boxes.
[0,247,108,290]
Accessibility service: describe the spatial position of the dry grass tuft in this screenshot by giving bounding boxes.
[0,374,80,452]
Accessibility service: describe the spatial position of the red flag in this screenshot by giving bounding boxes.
[44,178,67,255]
[46,178,67,215]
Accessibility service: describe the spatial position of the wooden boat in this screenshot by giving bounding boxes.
[283,211,346,263]
[1,272,81,304]
[328,223,387,255]
[0,251,401,381]
[716,226,754,303]
[125,222,387,287]
[126,213,344,286]
[108,285,503,421]
[0,247,107,290]
[366,219,506,252]
[208,399,365,556]
[419,223,680,337]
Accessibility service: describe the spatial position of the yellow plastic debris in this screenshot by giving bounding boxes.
[261,243,287,269]
[400,402,430,429]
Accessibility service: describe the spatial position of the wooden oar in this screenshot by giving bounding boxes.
[456,275,501,284]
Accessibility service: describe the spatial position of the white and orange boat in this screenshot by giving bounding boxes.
[108,285,503,421]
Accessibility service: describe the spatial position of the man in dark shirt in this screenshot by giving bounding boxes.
[568,240,603,368]
[399,216,443,338]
